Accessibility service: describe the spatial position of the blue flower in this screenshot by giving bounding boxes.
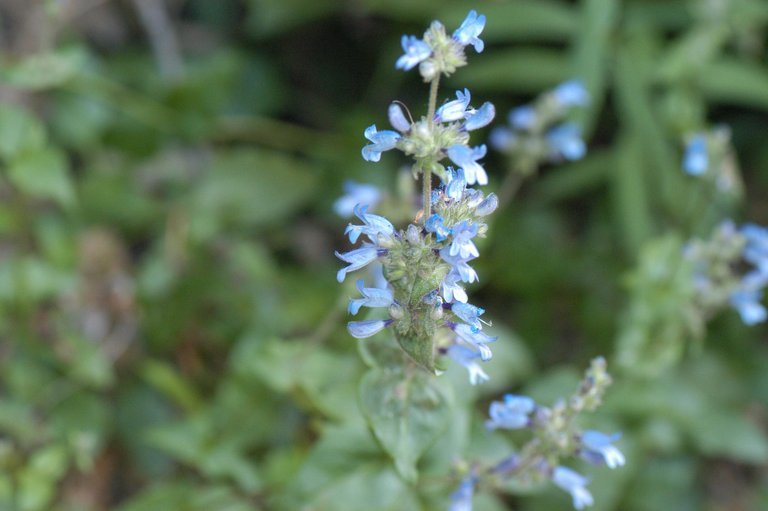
[336,246,382,282]
[742,223,768,273]
[488,126,516,151]
[552,466,594,510]
[396,35,432,70]
[442,269,468,303]
[552,80,589,107]
[509,105,536,130]
[451,302,485,330]
[440,249,478,284]
[426,213,451,242]
[683,134,708,175]
[453,10,486,53]
[436,89,472,123]
[445,167,467,201]
[452,322,497,360]
[446,144,488,185]
[333,181,381,217]
[347,319,393,339]
[486,394,535,430]
[345,204,395,244]
[464,102,495,131]
[579,431,625,469]
[388,102,411,132]
[447,221,479,259]
[547,123,586,161]
[362,124,401,162]
[475,193,498,217]
[729,288,767,325]
[448,473,476,511]
[446,344,489,385]
[348,279,394,315]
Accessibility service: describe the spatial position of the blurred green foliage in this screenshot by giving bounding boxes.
[0,0,767,509]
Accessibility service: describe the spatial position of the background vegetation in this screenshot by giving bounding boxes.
[0,0,767,509]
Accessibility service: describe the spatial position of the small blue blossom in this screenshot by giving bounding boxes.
[442,269,468,303]
[396,35,432,71]
[547,123,586,161]
[509,105,536,130]
[448,473,476,511]
[451,302,485,330]
[446,344,489,385]
[388,102,411,132]
[453,10,486,53]
[742,223,768,273]
[348,279,395,315]
[475,193,498,217]
[463,101,495,131]
[362,124,401,162]
[436,89,472,123]
[452,322,497,360]
[426,214,451,241]
[345,204,395,244]
[336,246,382,283]
[447,221,479,259]
[333,181,381,217]
[486,394,535,430]
[579,431,625,469]
[488,126,516,151]
[445,167,467,200]
[552,466,594,510]
[683,134,708,175]
[552,80,589,107]
[440,249,478,283]
[729,288,767,325]
[446,144,488,186]
[347,319,394,339]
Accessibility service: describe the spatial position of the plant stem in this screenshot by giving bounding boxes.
[422,76,441,221]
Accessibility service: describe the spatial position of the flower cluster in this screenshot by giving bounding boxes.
[681,126,741,194]
[685,221,768,325]
[450,358,624,511]
[491,80,589,176]
[337,10,499,381]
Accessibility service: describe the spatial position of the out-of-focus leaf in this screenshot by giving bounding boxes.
[18,444,69,511]
[699,58,768,110]
[359,367,451,482]
[459,49,569,92]
[686,409,768,464]
[141,360,204,413]
[0,47,86,90]
[656,26,729,82]
[117,483,254,511]
[6,147,75,207]
[0,256,72,303]
[0,105,46,159]
[611,135,654,254]
[245,0,338,37]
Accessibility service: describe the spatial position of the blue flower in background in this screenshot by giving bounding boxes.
[683,134,708,175]
[448,473,477,511]
[447,344,489,385]
[486,394,535,430]
[362,124,400,162]
[333,181,381,217]
[552,80,589,107]
[395,35,431,70]
[447,144,488,185]
[453,10,486,53]
[347,319,393,338]
[547,123,586,161]
[729,288,767,325]
[579,431,625,469]
[552,466,594,510]
[348,279,394,315]
[509,105,536,130]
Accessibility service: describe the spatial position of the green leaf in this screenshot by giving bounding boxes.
[699,58,768,110]
[686,409,768,464]
[6,147,75,207]
[358,368,451,482]
[1,47,85,90]
[0,105,46,159]
[459,48,569,92]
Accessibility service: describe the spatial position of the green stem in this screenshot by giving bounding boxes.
[422,76,441,221]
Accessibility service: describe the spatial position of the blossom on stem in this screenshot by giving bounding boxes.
[440,249,478,284]
[485,394,535,430]
[446,144,488,185]
[452,322,497,360]
[464,102,495,131]
[336,246,382,282]
[451,302,485,330]
[447,221,479,259]
[475,193,498,216]
[442,269,468,303]
[579,431,625,469]
[446,344,489,385]
[426,213,451,241]
[547,123,586,161]
[552,466,594,510]
[552,80,589,107]
[362,125,400,162]
[453,10,486,53]
[445,167,467,201]
[348,279,394,315]
[345,204,395,244]
[435,89,472,123]
[729,289,767,325]
[388,102,411,132]
[395,35,431,71]
[347,319,394,339]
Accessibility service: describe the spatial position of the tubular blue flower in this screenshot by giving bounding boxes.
[348,279,394,315]
[552,80,589,107]
[435,89,472,123]
[333,181,381,217]
[742,223,768,273]
[453,10,486,53]
[475,193,498,217]
[485,394,535,430]
[347,319,394,339]
[345,204,395,244]
[552,467,594,510]
[396,35,432,71]
[446,144,488,185]
[509,105,536,130]
[445,167,467,200]
[547,123,586,161]
[446,344,489,385]
[448,473,476,511]
[448,221,479,259]
[452,322,497,360]
[579,431,625,469]
[440,249,478,283]
[489,126,516,151]
[336,246,382,283]
[426,213,451,242]
[451,302,485,329]
[729,288,767,325]
[388,102,411,132]
[683,134,708,175]
[442,269,468,303]
[464,102,495,131]
[362,124,401,162]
